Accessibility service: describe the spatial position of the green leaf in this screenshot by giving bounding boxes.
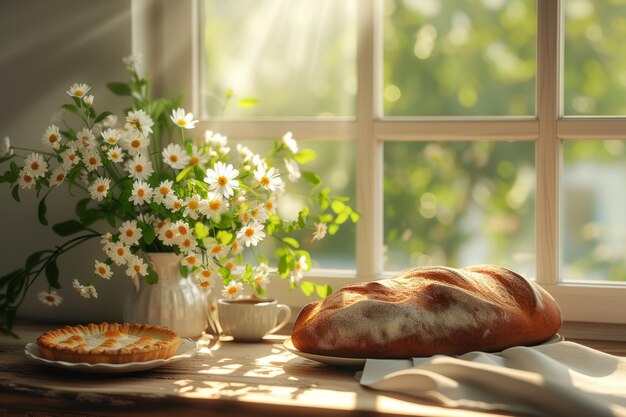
[61,104,80,115]
[300,281,315,296]
[301,171,321,185]
[179,264,189,278]
[315,284,333,298]
[237,97,259,108]
[176,166,193,183]
[106,82,132,96]
[282,237,300,248]
[0,154,13,164]
[37,197,48,226]
[328,224,339,235]
[278,255,290,278]
[194,222,209,240]
[75,198,91,219]
[11,185,20,202]
[141,224,156,245]
[294,149,317,164]
[145,268,158,285]
[52,220,86,236]
[216,230,233,245]
[225,88,234,99]
[45,258,60,289]
[350,211,360,223]
[25,251,47,271]
[94,111,113,124]
[331,200,346,214]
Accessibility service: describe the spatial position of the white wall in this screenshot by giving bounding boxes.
[0,0,133,327]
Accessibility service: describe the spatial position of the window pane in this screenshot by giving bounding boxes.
[201,0,357,118]
[562,140,626,282]
[383,0,536,116]
[384,141,535,275]
[564,1,626,115]
[232,138,356,270]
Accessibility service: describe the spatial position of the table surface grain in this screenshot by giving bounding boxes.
[1,322,624,417]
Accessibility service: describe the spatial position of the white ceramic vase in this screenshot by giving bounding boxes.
[123,252,208,338]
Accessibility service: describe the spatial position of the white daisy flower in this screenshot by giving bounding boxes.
[205,130,227,147]
[122,131,148,156]
[18,169,35,189]
[123,53,142,67]
[237,144,255,163]
[94,261,113,279]
[107,146,124,163]
[100,232,113,246]
[204,238,229,259]
[60,146,80,168]
[108,242,130,266]
[188,145,210,166]
[313,222,328,241]
[223,258,237,271]
[264,197,277,214]
[83,95,94,106]
[174,220,191,237]
[0,136,12,157]
[154,218,171,233]
[284,158,301,182]
[158,225,179,246]
[221,280,244,300]
[238,210,252,225]
[102,114,118,128]
[195,268,216,290]
[49,167,67,186]
[237,222,266,247]
[83,150,102,172]
[101,128,121,145]
[250,204,268,223]
[181,253,200,267]
[183,195,201,219]
[76,128,96,150]
[204,161,239,198]
[178,235,198,254]
[129,180,153,205]
[254,163,281,192]
[66,83,91,98]
[291,255,309,284]
[125,109,154,135]
[24,152,48,178]
[126,153,154,181]
[165,197,184,212]
[198,192,228,218]
[125,254,148,277]
[254,273,270,289]
[41,125,62,150]
[162,143,190,169]
[282,131,298,154]
[38,290,63,306]
[88,177,110,201]
[154,180,174,204]
[170,107,198,129]
[229,239,244,256]
[72,279,98,299]
[118,220,142,246]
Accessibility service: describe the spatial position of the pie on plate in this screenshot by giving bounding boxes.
[36,322,180,364]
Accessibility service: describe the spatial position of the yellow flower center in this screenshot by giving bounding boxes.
[178,225,188,235]
[211,246,222,254]
[89,157,97,165]
[74,90,84,97]
[125,230,134,237]
[201,270,212,278]
[227,286,237,294]
[97,185,106,193]
[209,200,221,211]
[200,281,210,288]
[173,201,182,209]
[165,230,174,239]
[170,155,178,163]
[217,176,228,186]
[137,189,145,197]
[188,200,199,210]
[98,266,107,275]
[186,257,197,265]
[244,228,255,237]
[49,134,59,143]
[31,162,39,170]
[135,165,143,173]
[23,174,32,182]
[131,139,141,148]
[117,248,125,256]
[56,173,65,182]
[190,157,199,165]
[45,295,55,302]
[225,261,234,270]
[134,265,141,272]
[261,176,270,187]
[160,187,169,195]
[178,119,187,126]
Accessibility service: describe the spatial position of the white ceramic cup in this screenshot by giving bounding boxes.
[217,298,291,342]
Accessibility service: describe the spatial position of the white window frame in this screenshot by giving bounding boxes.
[134,0,626,335]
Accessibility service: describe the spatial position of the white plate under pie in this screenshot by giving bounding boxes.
[283,333,565,368]
[24,338,197,373]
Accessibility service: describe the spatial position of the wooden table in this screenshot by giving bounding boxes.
[1,322,624,417]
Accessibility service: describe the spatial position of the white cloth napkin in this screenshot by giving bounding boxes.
[359,341,626,417]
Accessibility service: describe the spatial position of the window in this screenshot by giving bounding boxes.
[146,0,626,326]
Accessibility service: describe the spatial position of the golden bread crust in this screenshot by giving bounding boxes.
[37,322,180,364]
[291,265,562,358]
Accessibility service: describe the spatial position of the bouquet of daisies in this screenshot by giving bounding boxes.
[0,55,358,336]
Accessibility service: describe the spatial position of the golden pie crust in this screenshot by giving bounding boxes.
[37,322,180,364]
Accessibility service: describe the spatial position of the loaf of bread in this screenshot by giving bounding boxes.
[291,265,562,358]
